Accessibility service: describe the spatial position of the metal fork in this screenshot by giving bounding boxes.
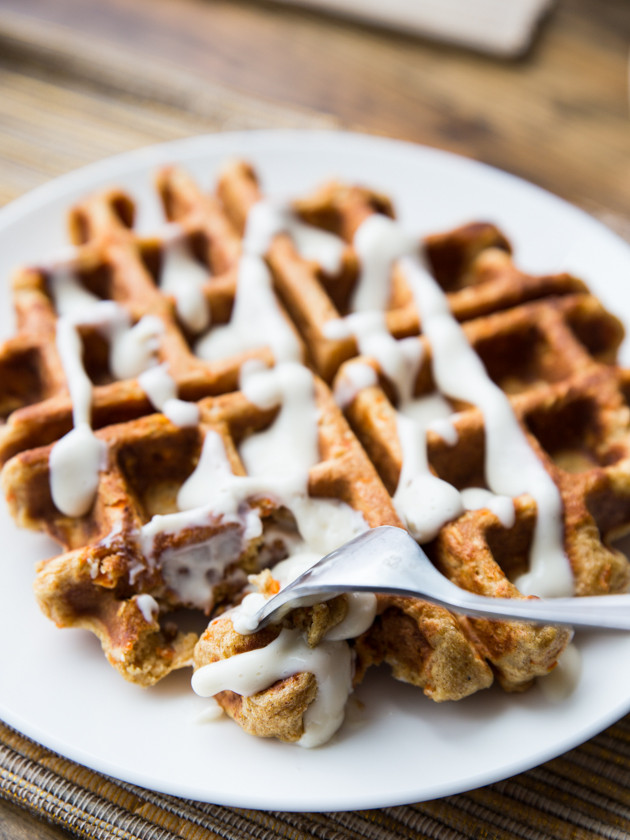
[249,526,630,631]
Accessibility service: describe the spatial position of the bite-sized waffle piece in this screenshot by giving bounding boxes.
[192,554,497,745]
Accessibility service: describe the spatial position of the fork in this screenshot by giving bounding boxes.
[249,526,630,631]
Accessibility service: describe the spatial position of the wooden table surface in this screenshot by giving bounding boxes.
[0,0,629,837]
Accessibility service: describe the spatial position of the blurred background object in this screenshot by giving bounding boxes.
[267,0,556,56]
[0,0,628,237]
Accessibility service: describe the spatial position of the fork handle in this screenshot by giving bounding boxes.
[435,588,630,630]
[256,583,630,631]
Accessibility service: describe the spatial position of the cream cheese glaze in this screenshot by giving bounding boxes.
[49,268,162,516]
[134,593,159,624]
[138,364,200,427]
[244,199,345,275]
[401,254,571,596]
[159,230,211,334]
[47,262,198,517]
[195,254,301,363]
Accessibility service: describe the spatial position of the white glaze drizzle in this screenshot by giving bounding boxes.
[138,363,200,427]
[460,487,515,529]
[401,254,572,596]
[239,362,319,478]
[107,313,164,381]
[238,362,368,556]
[244,199,345,275]
[323,250,464,543]
[48,269,161,516]
[194,198,345,367]
[394,411,464,542]
[48,423,108,518]
[47,254,204,515]
[325,312,422,406]
[333,361,378,409]
[159,231,211,334]
[135,593,159,623]
[51,264,102,316]
[195,254,300,364]
[351,214,417,311]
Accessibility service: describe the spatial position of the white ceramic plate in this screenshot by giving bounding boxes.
[2,131,630,813]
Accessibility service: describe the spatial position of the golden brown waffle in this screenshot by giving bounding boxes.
[0,179,301,465]
[1,159,627,746]
[337,301,630,593]
[216,160,591,382]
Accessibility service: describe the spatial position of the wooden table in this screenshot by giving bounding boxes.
[0,1,629,837]
[1,0,629,225]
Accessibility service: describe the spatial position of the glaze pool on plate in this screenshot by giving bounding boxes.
[1,130,630,811]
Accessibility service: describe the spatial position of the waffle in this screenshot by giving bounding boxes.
[1,158,628,747]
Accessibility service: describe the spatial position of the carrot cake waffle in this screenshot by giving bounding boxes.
[1,158,629,747]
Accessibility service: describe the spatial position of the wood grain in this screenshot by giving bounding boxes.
[0,8,337,206]
[0,0,628,221]
[0,61,335,207]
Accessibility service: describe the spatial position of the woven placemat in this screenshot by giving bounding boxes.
[2,716,630,840]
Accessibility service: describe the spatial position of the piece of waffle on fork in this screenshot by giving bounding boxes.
[1,159,629,747]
